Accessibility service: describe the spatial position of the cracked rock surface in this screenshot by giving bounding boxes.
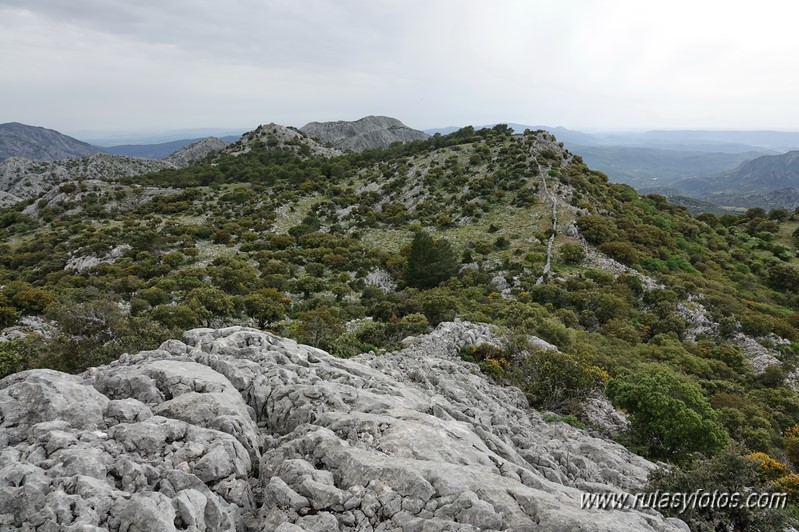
[0,322,687,531]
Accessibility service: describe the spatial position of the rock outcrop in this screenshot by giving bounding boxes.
[165,137,229,168]
[301,116,429,152]
[0,322,687,531]
[22,179,176,220]
[0,154,174,203]
[0,122,102,161]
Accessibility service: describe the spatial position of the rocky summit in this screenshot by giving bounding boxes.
[0,322,687,531]
[300,116,429,152]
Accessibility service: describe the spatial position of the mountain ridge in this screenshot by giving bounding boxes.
[0,122,104,161]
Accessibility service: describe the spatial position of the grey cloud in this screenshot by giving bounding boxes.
[4,0,420,70]
[3,0,799,133]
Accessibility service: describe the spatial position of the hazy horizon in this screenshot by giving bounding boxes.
[12,121,799,147]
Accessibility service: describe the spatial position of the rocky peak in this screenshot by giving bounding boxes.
[300,115,429,152]
[164,137,229,167]
[0,322,687,531]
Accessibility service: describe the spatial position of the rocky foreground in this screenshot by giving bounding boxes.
[0,322,687,531]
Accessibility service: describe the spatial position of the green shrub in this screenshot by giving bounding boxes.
[607,366,728,461]
[508,349,607,414]
[558,243,585,264]
[647,445,788,531]
[0,338,30,379]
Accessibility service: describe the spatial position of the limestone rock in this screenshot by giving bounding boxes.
[301,116,429,152]
[0,322,686,531]
[0,154,173,203]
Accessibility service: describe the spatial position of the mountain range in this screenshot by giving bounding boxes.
[0,117,797,530]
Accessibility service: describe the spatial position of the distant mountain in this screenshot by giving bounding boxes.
[714,151,799,193]
[0,153,173,204]
[670,150,799,196]
[643,150,799,210]
[79,128,249,146]
[569,145,763,188]
[0,122,103,161]
[164,137,230,167]
[301,116,428,152]
[636,187,741,215]
[103,139,199,159]
[102,135,240,159]
[227,123,342,159]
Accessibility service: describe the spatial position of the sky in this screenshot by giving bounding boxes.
[2,0,799,139]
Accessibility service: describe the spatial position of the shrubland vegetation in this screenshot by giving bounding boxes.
[1,124,799,526]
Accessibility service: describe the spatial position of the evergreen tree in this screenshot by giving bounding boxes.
[405,231,458,289]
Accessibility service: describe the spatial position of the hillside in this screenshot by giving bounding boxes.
[660,151,799,210]
[227,123,341,158]
[0,122,103,161]
[301,115,428,152]
[164,136,229,167]
[425,124,773,193]
[0,138,230,205]
[706,150,799,193]
[0,153,174,204]
[0,123,798,529]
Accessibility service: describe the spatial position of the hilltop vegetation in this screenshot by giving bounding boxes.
[1,123,799,525]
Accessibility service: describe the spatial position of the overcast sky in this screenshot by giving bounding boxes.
[2,0,799,137]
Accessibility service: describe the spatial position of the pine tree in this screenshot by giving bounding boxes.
[405,231,458,289]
